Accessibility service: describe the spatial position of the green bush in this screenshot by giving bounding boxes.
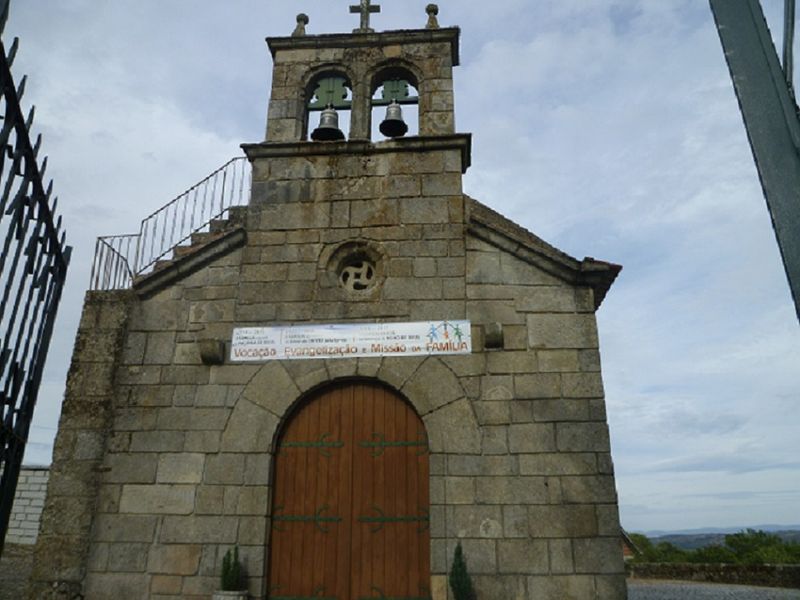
[629,533,653,558]
[220,546,243,591]
[726,529,782,564]
[652,542,690,563]
[689,544,737,564]
[449,542,477,600]
[723,529,800,565]
[629,534,689,564]
[630,529,800,566]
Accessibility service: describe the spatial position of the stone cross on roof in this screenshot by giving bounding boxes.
[350,0,380,33]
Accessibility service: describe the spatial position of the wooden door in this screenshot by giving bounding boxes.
[268,382,431,600]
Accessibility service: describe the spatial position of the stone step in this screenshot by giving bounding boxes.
[190,231,220,246]
[140,206,247,276]
[152,259,174,272]
[227,205,247,223]
[208,218,228,233]
[209,207,247,232]
[132,258,174,285]
[174,228,230,259]
[173,244,198,258]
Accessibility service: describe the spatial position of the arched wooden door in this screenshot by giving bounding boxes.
[268,381,431,600]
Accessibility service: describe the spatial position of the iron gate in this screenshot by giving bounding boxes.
[0,0,71,555]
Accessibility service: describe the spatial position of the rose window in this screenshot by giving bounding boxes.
[339,259,376,292]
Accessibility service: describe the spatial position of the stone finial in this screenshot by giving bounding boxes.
[292,13,309,37]
[426,4,440,29]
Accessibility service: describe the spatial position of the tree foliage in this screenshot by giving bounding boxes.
[631,529,800,565]
[449,542,477,600]
[220,546,243,591]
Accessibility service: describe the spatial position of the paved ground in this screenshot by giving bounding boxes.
[0,544,33,599]
[629,580,800,600]
[4,553,800,600]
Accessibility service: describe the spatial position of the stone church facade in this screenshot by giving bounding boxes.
[31,8,626,600]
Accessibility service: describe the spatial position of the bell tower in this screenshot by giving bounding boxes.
[242,3,472,277]
[259,3,461,144]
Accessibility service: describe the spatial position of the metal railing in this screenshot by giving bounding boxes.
[137,156,250,273]
[89,156,251,290]
[90,235,136,291]
[0,0,71,555]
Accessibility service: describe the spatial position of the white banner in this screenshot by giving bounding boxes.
[230,320,471,362]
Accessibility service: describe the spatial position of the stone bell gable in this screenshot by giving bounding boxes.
[31,8,627,600]
[264,26,460,142]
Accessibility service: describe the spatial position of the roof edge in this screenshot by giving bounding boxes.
[242,134,472,173]
[467,197,621,310]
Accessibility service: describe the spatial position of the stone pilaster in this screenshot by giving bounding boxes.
[28,291,134,600]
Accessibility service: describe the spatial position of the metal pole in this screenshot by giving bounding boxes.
[785,0,796,91]
[710,0,800,323]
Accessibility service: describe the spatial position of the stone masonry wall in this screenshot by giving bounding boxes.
[460,234,625,600]
[29,291,134,600]
[35,142,627,600]
[76,144,471,599]
[6,467,49,545]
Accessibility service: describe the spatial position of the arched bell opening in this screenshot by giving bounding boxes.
[370,66,420,140]
[304,70,354,141]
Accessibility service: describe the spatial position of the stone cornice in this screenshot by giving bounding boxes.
[467,198,622,310]
[267,27,461,66]
[241,134,472,173]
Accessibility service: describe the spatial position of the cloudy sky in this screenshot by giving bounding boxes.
[5,0,799,534]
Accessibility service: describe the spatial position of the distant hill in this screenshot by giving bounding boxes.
[642,525,800,537]
[635,527,800,551]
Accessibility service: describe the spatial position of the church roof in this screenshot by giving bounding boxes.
[466,196,621,310]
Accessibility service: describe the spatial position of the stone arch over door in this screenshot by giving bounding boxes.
[266,380,431,600]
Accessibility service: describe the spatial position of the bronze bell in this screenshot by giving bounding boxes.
[311,106,345,141]
[379,101,409,138]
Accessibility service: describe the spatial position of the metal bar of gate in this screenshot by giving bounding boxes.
[710,0,800,322]
[0,8,70,555]
[784,0,796,91]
